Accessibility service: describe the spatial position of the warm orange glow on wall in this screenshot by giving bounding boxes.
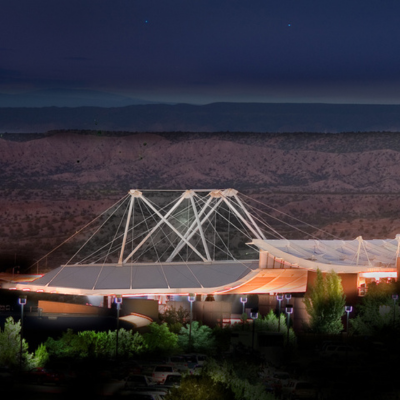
[215,285,243,294]
[39,300,103,315]
[360,272,397,279]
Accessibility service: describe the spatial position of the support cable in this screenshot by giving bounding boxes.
[65,195,129,266]
[26,193,130,271]
[239,193,342,240]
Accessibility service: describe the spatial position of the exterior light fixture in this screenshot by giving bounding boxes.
[392,295,398,328]
[250,308,259,349]
[285,305,294,314]
[114,295,123,360]
[115,295,123,307]
[285,304,293,344]
[18,296,27,306]
[345,305,352,333]
[250,310,259,320]
[188,294,196,349]
[188,294,196,303]
[240,296,248,314]
[18,295,27,370]
[276,294,283,332]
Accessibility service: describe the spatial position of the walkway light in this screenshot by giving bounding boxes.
[115,295,123,360]
[18,295,27,370]
[285,304,293,344]
[188,294,196,303]
[277,294,283,332]
[250,308,259,349]
[188,294,196,349]
[345,305,352,333]
[392,294,398,328]
[240,296,248,315]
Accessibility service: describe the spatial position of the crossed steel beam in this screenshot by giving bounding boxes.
[118,189,266,265]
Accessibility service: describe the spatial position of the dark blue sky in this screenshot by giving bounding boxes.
[1,0,400,105]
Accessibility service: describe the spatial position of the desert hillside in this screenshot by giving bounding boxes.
[1,130,400,272]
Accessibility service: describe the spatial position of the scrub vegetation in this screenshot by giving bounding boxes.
[304,269,346,334]
[350,279,400,337]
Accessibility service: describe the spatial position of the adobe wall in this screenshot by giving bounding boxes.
[121,299,159,321]
[38,298,159,321]
[195,301,232,327]
[38,300,104,314]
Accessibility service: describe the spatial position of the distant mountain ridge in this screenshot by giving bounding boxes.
[2,103,400,133]
[0,89,160,108]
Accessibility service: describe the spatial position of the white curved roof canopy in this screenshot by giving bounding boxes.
[252,237,400,273]
[7,261,260,296]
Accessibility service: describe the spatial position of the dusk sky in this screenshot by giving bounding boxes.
[1,0,400,106]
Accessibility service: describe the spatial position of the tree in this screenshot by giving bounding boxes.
[351,280,400,336]
[255,310,297,348]
[45,329,84,359]
[142,323,178,356]
[199,358,274,400]
[159,305,189,334]
[304,269,345,334]
[178,321,216,353]
[33,343,49,367]
[212,325,233,353]
[255,310,284,332]
[0,317,34,370]
[101,329,145,358]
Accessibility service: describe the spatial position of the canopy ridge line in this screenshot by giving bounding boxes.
[360,237,373,267]
[356,236,363,266]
